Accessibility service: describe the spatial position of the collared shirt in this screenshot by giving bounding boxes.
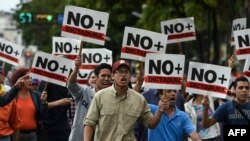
[148,104,195,141]
[84,85,154,141]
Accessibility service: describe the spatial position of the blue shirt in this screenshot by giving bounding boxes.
[148,104,195,141]
[213,100,250,141]
[213,100,250,125]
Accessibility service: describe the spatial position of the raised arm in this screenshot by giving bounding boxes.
[228,54,235,68]
[147,100,168,128]
[133,70,144,93]
[0,74,30,106]
[202,95,217,128]
[68,55,82,83]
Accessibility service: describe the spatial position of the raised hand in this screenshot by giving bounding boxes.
[13,74,30,88]
[201,95,209,109]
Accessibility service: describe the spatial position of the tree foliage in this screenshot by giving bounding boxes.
[15,0,250,64]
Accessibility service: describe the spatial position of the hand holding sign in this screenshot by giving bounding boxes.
[40,91,48,103]
[75,55,82,70]
[228,54,235,68]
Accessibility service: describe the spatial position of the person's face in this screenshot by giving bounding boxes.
[23,75,32,89]
[113,66,131,87]
[96,68,112,89]
[160,89,177,106]
[88,72,97,87]
[235,81,250,102]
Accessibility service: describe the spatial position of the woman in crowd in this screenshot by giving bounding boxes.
[184,94,220,141]
[10,67,43,141]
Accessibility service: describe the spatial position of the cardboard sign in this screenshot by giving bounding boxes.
[161,17,196,44]
[243,59,250,81]
[121,26,168,62]
[231,18,246,47]
[186,62,231,99]
[30,51,73,87]
[144,53,185,90]
[77,48,112,86]
[80,48,112,69]
[77,69,93,86]
[52,37,81,60]
[234,29,250,60]
[0,38,24,66]
[61,5,109,45]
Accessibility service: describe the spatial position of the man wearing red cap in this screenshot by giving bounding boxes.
[84,60,167,141]
[67,56,112,141]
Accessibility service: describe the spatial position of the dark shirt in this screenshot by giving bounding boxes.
[38,81,71,133]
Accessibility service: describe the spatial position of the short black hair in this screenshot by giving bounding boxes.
[94,63,112,77]
[234,76,249,88]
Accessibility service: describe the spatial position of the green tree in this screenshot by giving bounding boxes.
[15,0,250,64]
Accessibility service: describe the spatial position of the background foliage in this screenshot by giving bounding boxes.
[15,0,250,66]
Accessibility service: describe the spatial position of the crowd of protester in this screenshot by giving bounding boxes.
[0,54,249,141]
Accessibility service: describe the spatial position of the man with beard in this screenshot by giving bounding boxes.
[148,89,201,141]
[84,60,167,141]
[67,55,112,141]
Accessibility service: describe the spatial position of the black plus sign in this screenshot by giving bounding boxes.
[185,23,192,30]
[218,74,227,84]
[60,65,68,74]
[95,20,105,30]
[74,45,79,53]
[175,64,182,74]
[154,42,163,51]
[103,55,110,62]
[14,50,19,56]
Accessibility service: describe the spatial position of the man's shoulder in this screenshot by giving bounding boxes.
[94,86,112,96]
[129,88,145,99]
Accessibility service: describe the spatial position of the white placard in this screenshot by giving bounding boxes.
[76,48,112,85]
[121,26,168,62]
[144,53,185,90]
[52,37,81,60]
[61,5,109,45]
[186,62,231,99]
[231,18,246,46]
[243,59,250,81]
[0,38,24,66]
[30,51,73,87]
[234,29,250,60]
[161,17,196,44]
